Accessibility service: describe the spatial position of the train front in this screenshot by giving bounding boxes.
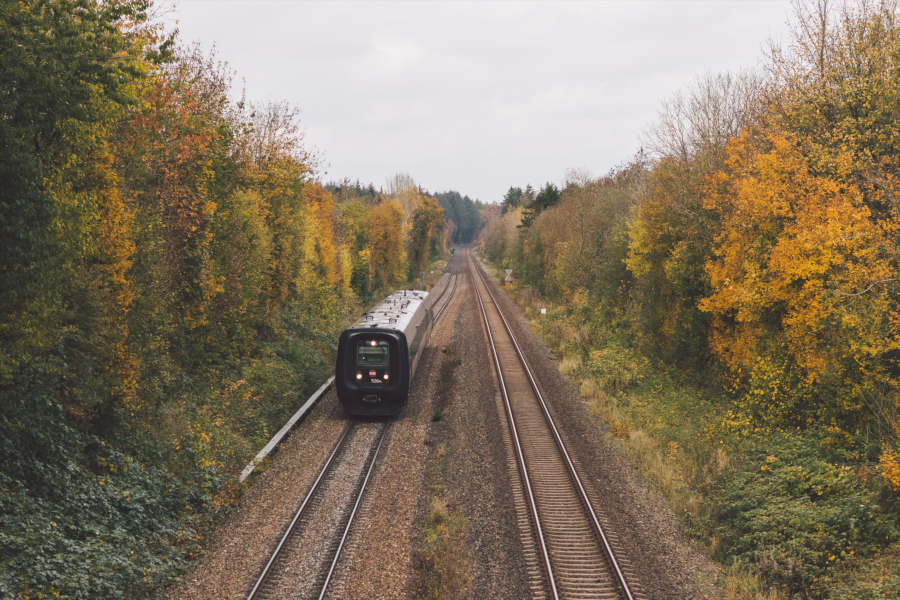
[336,327,409,416]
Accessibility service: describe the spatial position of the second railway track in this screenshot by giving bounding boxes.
[247,419,389,600]
[247,258,459,600]
[468,249,644,600]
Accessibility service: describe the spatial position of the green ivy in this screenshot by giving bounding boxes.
[0,373,210,599]
[710,431,898,597]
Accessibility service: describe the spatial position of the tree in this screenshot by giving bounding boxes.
[435,190,482,243]
[408,197,444,278]
[368,200,407,288]
[0,0,158,383]
[501,186,524,214]
[519,183,560,229]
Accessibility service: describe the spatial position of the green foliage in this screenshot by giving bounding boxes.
[434,191,481,244]
[825,552,900,600]
[500,184,535,215]
[710,431,898,596]
[587,346,648,392]
[408,197,445,279]
[0,377,209,599]
[0,0,152,381]
[0,5,374,597]
[519,182,560,229]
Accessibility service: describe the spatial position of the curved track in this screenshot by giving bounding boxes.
[467,249,639,600]
[433,266,460,324]
[429,253,461,325]
[246,419,389,600]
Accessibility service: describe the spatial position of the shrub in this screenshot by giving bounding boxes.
[710,431,898,597]
[586,346,647,392]
[0,388,209,599]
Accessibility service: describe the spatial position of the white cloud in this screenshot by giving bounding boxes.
[173,0,791,201]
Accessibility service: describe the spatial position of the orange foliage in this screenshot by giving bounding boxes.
[702,131,899,424]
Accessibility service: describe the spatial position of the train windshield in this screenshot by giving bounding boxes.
[357,341,389,367]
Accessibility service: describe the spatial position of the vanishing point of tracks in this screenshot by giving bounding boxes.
[247,254,641,599]
[468,249,643,600]
[432,256,461,324]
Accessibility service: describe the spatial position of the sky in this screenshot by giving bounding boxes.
[170,1,793,204]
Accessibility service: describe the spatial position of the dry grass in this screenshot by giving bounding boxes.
[558,354,582,377]
[722,563,787,600]
[412,446,471,600]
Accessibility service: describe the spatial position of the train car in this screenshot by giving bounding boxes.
[335,290,433,416]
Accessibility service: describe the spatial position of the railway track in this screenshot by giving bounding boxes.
[246,255,457,598]
[433,266,460,324]
[468,250,643,600]
[246,419,389,600]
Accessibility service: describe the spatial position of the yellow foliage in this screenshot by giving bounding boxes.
[880,445,900,491]
[701,131,899,424]
[368,200,407,288]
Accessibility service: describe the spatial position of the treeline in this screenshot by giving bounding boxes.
[482,0,900,594]
[0,2,445,597]
[432,190,484,244]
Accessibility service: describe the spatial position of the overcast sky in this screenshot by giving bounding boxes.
[171,1,792,204]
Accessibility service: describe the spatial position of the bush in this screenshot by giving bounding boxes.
[710,431,898,597]
[586,345,647,392]
[0,386,209,599]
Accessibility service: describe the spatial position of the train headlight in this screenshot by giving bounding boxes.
[356,373,362,380]
[370,340,377,346]
[384,373,389,380]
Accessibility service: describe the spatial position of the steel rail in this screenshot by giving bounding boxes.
[316,419,390,599]
[469,258,559,600]
[470,252,636,600]
[246,419,356,600]
[429,254,458,306]
[432,268,459,325]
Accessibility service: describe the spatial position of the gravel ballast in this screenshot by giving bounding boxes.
[162,257,721,599]
[472,253,723,599]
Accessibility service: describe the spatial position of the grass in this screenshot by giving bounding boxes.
[412,448,471,600]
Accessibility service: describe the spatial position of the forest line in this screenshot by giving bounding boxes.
[480,0,900,596]
[0,1,482,596]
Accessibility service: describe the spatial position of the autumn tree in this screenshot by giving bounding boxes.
[627,68,760,366]
[408,196,444,279]
[0,0,157,386]
[368,200,407,289]
[700,0,900,431]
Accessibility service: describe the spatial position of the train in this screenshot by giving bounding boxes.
[335,289,434,416]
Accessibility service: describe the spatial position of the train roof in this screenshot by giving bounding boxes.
[352,290,430,332]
